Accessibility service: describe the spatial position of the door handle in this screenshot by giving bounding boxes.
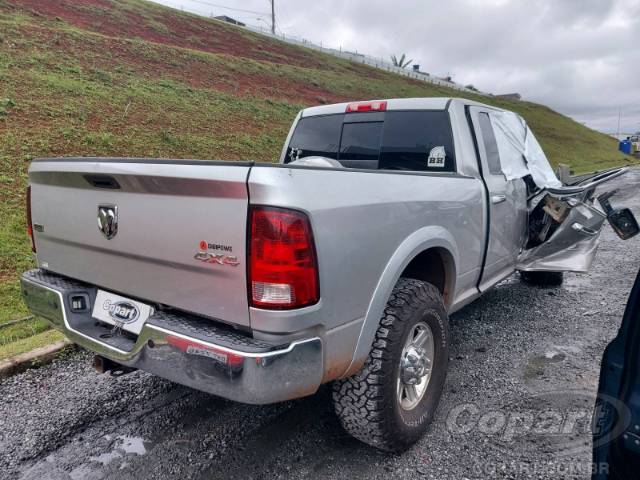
[491,194,506,204]
[572,222,599,236]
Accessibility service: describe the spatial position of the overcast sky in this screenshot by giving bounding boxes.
[152,0,640,134]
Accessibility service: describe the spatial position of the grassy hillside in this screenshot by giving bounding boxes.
[0,0,634,353]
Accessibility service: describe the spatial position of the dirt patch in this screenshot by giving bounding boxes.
[11,0,363,75]
[8,22,346,107]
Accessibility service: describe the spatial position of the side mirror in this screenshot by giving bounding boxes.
[607,208,639,240]
[598,191,639,240]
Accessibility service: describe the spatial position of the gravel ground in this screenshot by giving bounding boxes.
[1,169,639,480]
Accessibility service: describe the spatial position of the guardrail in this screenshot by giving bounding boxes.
[243,24,487,96]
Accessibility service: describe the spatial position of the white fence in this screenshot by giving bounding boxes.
[243,24,487,96]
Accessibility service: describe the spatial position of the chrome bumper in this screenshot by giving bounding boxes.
[20,269,323,404]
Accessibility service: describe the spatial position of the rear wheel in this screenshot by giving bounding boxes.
[520,270,564,287]
[332,278,450,452]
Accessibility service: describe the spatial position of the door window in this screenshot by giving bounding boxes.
[478,112,503,176]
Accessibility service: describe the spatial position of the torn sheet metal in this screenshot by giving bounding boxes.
[517,234,600,272]
[518,200,606,272]
[490,111,562,189]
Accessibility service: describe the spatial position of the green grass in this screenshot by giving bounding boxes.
[0,330,66,361]
[0,317,52,348]
[0,0,635,358]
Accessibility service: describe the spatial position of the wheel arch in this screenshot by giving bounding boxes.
[341,226,459,378]
[400,247,456,306]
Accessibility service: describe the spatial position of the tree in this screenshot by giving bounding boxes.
[390,53,412,69]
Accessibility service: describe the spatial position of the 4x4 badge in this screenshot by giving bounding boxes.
[194,251,240,267]
[97,205,118,239]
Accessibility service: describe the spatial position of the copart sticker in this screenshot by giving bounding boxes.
[103,300,140,324]
[427,146,446,168]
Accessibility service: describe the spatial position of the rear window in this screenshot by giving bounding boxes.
[285,114,342,160]
[285,110,456,172]
[339,122,383,169]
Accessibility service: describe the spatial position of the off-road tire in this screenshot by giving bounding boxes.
[332,278,450,452]
[520,270,564,287]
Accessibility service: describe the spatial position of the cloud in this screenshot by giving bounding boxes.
[152,0,640,133]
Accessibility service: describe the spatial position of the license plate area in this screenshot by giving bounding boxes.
[92,290,154,335]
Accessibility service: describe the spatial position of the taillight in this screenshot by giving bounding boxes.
[26,185,36,253]
[248,206,319,309]
[345,100,387,113]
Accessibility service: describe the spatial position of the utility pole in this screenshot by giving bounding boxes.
[271,0,275,34]
[616,107,621,139]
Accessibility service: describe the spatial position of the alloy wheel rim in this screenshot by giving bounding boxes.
[397,321,434,411]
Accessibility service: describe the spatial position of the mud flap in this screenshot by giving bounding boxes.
[518,199,606,273]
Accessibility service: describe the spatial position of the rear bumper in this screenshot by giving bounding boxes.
[20,269,323,404]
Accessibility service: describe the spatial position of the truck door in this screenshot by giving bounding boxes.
[467,107,528,291]
[592,268,640,479]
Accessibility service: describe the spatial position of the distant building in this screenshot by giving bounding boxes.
[411,65,430,77]
[495,93,522,101]
[214,15,245,27]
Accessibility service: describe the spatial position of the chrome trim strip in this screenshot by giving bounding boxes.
[147,324,320,358]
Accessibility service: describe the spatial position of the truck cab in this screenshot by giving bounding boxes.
[280,98,632,289]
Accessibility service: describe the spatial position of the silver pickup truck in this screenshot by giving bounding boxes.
[20,97,638,451]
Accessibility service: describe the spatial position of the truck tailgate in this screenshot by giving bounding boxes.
[29,159,251,327]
